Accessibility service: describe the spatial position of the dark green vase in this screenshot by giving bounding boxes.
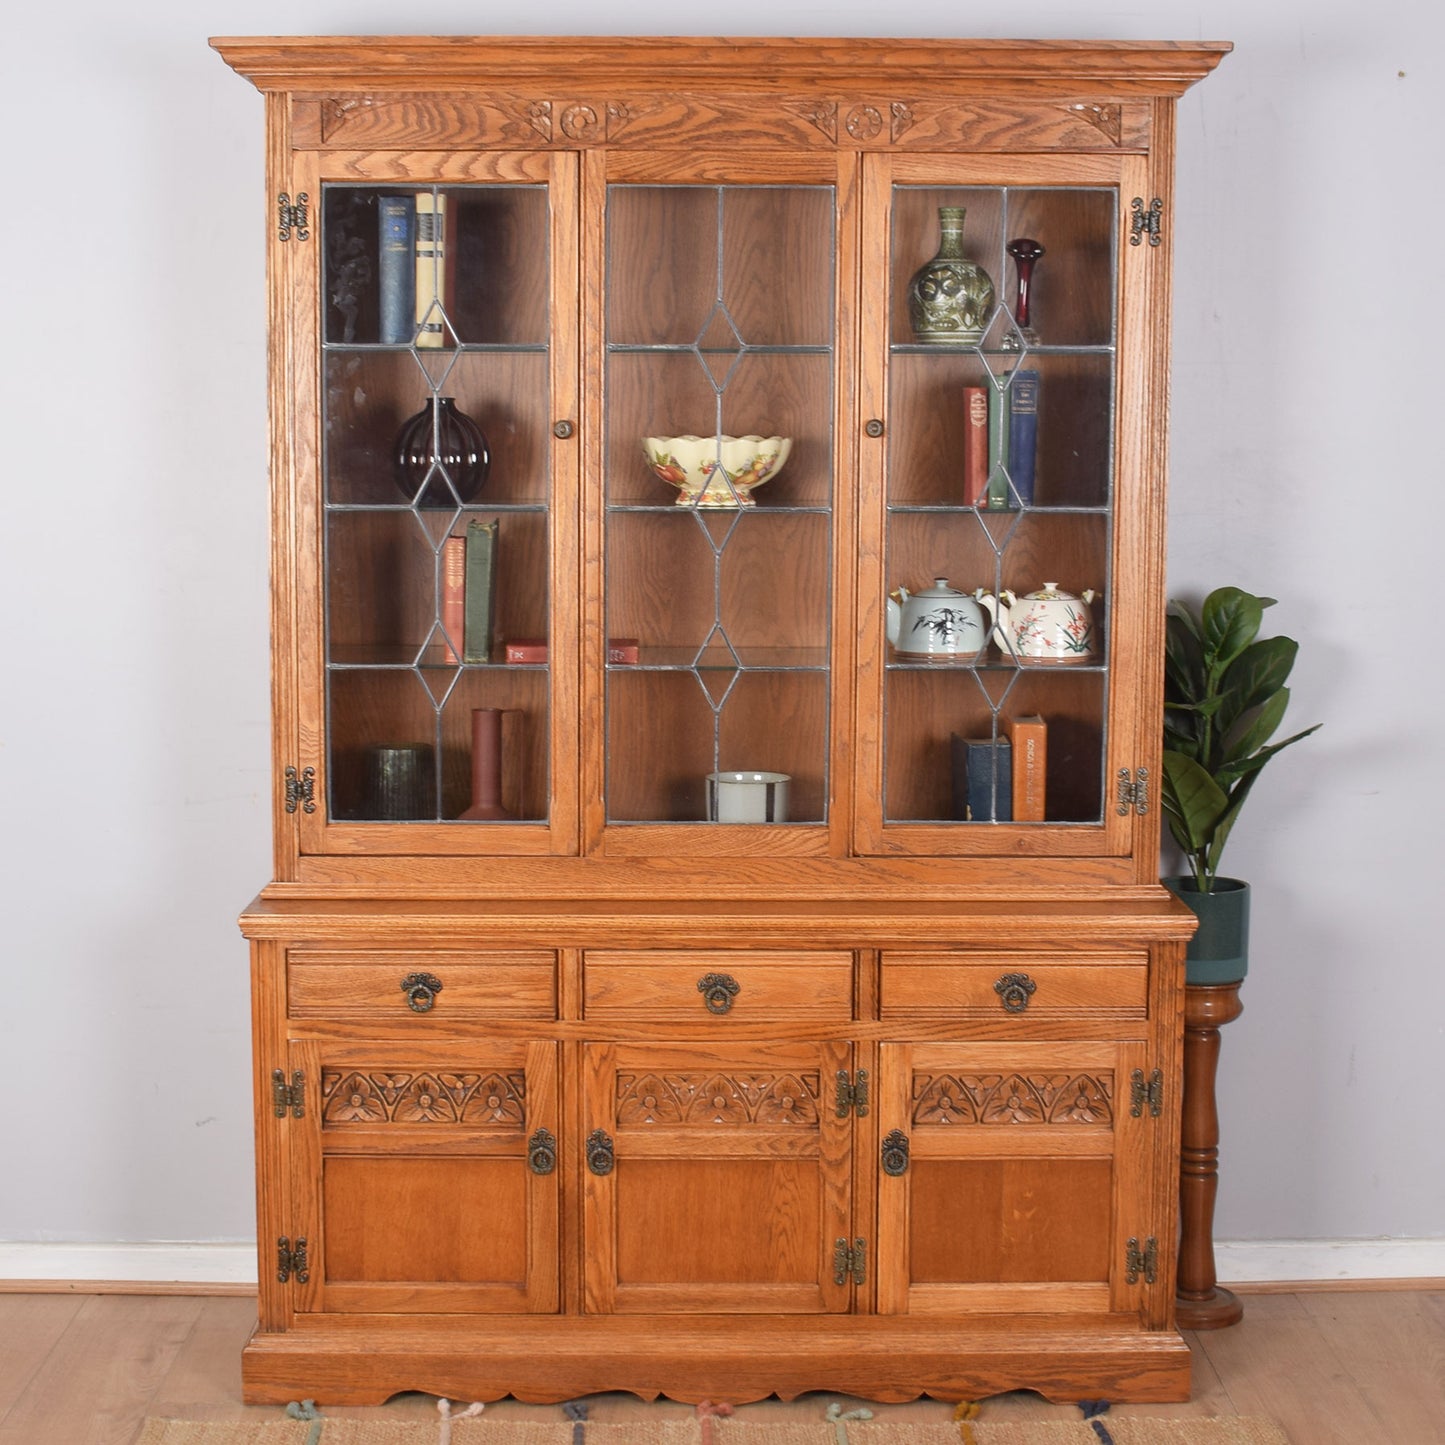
[1163,877,1250,985]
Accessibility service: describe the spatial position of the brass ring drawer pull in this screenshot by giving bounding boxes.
[527,1128,558,1176]
[697,972,741,1014]
[400,971,444,1013]
[994,972,1037,1013]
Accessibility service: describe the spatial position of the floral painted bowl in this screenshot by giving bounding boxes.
[642,434,792,508]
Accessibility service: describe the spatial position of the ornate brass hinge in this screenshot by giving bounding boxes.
[1126,1236,1159,1285]
[1130,1068,1164,1118]
[277,191,311,242]
[276,1235,310,1284]
[1116,766,1150,816]
[1129,196,1163,246]
[283,765,316,814]
[271,1068,305,1119]
[834,1068,870,1118]
[833,1237,867,1286]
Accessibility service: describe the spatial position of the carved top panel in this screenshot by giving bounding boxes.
[290,93,1149,154]
[912,1071,1114,1126]
[616,1070,821,1127]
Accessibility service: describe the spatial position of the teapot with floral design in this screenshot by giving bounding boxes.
[886,578,989,659]
[977,582,1099,663]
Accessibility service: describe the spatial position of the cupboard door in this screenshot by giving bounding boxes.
[875,1041,1152,1316]
[582,1040,854,1313]
[294,152,580,858]
[287,1039,559,1314]
[856,153,1159,859]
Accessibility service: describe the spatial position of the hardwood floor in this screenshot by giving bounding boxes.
[0,1287,1440,1445]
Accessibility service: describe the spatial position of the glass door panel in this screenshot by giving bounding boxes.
[604,184,835,829]
[882,183,1117,831]
[319,183,553,831]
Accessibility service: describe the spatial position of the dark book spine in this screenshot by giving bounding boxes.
[1007,368,1040,507]
[463,518,499,664]
[377,196,416,345]
[952,734,1012,821]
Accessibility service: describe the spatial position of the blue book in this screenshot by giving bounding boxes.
[1007,368,1040,507]
[378,195,416,344]
[951,734,1013,822]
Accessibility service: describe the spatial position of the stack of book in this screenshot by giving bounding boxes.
[379,192,454,348]
[950,715,1048,822]
[961,369,1039,509]
[439,518,499,664]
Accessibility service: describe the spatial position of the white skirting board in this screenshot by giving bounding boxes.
[0,1238,1442,1287]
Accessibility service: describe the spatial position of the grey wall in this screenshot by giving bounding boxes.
[1,1,1438,1257]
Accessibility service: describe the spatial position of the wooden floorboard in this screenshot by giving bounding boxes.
[1,1288,1441,1443]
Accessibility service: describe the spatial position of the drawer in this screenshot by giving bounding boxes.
[879,952,1147,1018]
[287,950,557,1020]
[584,951,853,1021]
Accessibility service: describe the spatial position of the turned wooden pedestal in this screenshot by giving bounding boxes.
[1176,981,1245,1329]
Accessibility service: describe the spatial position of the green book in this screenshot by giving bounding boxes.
[463,518,499,664]
[985,371,1012,510]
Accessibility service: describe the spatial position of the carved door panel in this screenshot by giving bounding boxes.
[875,1040,1154,1316]
[286,1038,559,1314]
[581,1040,854,1313]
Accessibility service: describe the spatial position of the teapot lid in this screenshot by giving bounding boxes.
[918,577,965,596]
[1024,581,1079,600]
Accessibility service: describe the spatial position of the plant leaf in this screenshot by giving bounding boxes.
[1214,724,1323,790]
[1222,686,1291,765]
[1160,749,1229,855]
[1216,636,1298,736]
[1200,587,1264,676]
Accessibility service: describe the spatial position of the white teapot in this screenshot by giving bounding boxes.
[886,579,988,659]
[977,582,1098,664]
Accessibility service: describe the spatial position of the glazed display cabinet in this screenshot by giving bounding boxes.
[214,35,1228,1405]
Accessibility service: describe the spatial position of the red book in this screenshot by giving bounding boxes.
[440,536,465,663]
[505,638,548,664]
[504,638,640,664]
[961,385,989,506]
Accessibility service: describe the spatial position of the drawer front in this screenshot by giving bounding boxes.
[880,952,1147,1019]
[287,950,557,1020]
[584,951,854,1021]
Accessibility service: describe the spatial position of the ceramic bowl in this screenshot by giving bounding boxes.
[642,434,792,508]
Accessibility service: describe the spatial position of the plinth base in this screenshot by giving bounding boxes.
[1176,1284,1244,1331]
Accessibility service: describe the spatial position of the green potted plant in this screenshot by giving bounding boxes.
[1161,586,1320,983]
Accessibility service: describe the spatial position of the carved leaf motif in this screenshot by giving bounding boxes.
[395,1073,458,1124]
[459,1071,527,1125]
[322,1070,387,1124]
[1067,102,1123,145]
[615,1071,820,1126]
[912,1072,1113,1125]
[320,1068,525,1125]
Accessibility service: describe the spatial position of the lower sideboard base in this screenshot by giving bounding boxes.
[240,1313,1192,1406]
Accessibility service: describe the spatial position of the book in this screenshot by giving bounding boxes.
[1007,368,1040,506]
[440,535,465,663]
[414,191,449,348]
[377,195,416,345]
[985,372,1012,509]
[463,517,499,663]
[950,734,1013,822]
[1005,714,1048,821]
[505,639,548,664]
[961,385,989,506]
[503,638,640,665]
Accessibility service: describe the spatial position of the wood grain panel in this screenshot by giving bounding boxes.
[288,951,556,1019]
[880,954,1146,1017]
[584,950,852,1019]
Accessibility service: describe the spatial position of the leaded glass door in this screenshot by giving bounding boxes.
[300,154,579,856]
[599,171,848,851]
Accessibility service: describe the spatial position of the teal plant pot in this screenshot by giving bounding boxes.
[1163,877,1250,985]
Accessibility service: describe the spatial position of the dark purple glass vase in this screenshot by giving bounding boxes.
[393,396,490,509]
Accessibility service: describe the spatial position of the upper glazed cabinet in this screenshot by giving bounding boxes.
[227,37,1228,880]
